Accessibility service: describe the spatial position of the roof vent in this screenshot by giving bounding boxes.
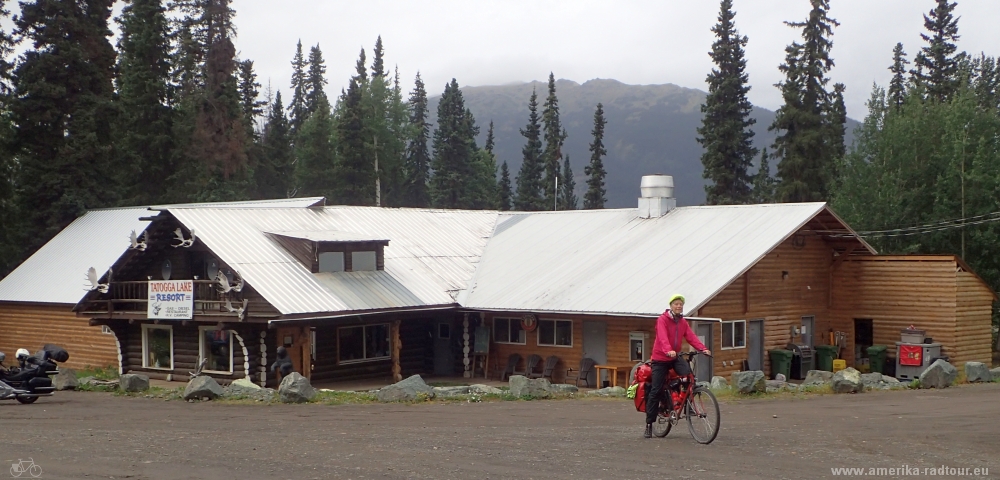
[638,175,676,218]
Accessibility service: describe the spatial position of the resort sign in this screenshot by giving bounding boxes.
[148,280,194,320]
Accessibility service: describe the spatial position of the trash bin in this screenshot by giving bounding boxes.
[867,345,888,374]
[815,345,838,372]
[768,349,793,380]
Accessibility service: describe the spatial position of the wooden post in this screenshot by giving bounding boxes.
[391,320,402,382]
[462,314,471,378]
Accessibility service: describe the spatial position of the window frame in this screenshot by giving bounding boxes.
[141,323,174,370]
[336,323,391,365]
[198,326,234,375]
[536,319,573,348]
[721,320,747,350]
[492,317,526,345]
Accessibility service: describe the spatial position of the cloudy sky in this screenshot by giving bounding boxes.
[228,1,996,120]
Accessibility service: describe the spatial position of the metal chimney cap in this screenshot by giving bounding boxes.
[640,175,674,198]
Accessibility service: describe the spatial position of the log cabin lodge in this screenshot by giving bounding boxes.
[0,176,994,388]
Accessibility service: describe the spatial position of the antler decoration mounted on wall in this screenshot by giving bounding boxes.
[215,269,244,294]
[225,298,248,321]
[85,267,111,293]
[171,228,196,248]
[128,230,147,251]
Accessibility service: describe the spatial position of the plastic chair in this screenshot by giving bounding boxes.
[500,353,522,381]
[565,358,597,387]
[522,354,543,378]
[530,355,560,381]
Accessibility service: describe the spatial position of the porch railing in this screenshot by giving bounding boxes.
[80,279,233,315]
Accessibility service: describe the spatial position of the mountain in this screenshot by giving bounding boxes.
[429,78,856,208]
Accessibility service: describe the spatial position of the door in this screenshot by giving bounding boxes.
[276,326,311,379]
[748,320,764,371]
[582,321,607,387]
[694,323,714,381]
[433,322,454,376]
[801,316,815,347]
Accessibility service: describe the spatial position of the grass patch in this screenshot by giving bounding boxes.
[312,390,378,405]
[426,381,470,388]
[114,386,183,400]
[75,365,118,381]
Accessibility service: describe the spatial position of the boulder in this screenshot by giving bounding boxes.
[860,372,883,389]
[469,384,503,395]
[765,380,786,393]
[731,370,765,394]
[119,373,149,392]
[183,376,224,401]
[775,373,786,382]
[432,386,470,398]
[231,377,261,389]
[919,359,957,389]
[509,375,551,398]
[587,386,626,397]
[831,367,862,393]
[549,384,579,394]
[376,374,433,402]
[964,362,992,383]
[278,372,317,403]
[710,376,729,390]
[991,367,1000,378]
[802,370,834,386]
[52,369,78,390]
[696,381,711,390]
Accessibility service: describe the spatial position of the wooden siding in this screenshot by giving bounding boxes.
[122,322,254,383]
[0,303,119,369]
[954,271,994,364]
[700,230,833,379]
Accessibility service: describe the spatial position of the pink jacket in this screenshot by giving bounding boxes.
[651,310,707,362]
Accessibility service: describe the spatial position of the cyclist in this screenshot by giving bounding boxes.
[645,293,711,438]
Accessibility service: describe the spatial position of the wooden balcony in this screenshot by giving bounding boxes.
[78,280,236,317]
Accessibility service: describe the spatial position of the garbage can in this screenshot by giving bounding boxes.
[815,345,838,372]
[867,345,888,374]
[768,349,793,380]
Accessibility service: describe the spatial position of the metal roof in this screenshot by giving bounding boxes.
[458,203,842,317]
[0,198,326,305]
[265,230,389,243]
[166,207,498,316]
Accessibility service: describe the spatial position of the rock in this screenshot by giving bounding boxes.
[587,386,626,397]
[919,359,957,389]
[509,375,551,398]
[119,373,149,392]
[802,370,834,386]
[775,373,786,382]
[731,370,765,394]
[376,374,433,402]
[278,372,317,403]
[831,367,862,393]
[991,367,1000,379]
[696,381,710,390]
[964,362,992,383]
[223,377,273,400]
[52,369,78,390]
[432,386,470,398]
[860,372,883,389]
[549,384,579,394]
[765,380,786,393]
[882,375,900,384]
[231,377,261,389]
[710,376,729,390]
[469,384,503,395]
[183,376,224,401]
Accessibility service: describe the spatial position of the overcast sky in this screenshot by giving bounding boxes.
[233,1,994,120]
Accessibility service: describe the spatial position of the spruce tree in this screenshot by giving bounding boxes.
[0,0,19,275]
[485,121,496,155]
[828,82,847,162]
[371,35,386,78]
[237,59,265,135]
[335,49,375,205]
[888,43,910,111]
[13,0,119,249]
[115,0,174,205]
[584,103,608,209]
[295,95,337,200]
[750,147,775,203]
[515,88,545,210]
[560,155,578,210]
[499,161,513,211]
[429,79,480,209]
[912,0,962,102]
[770,0,839,203]
[697,0,756,205]
[287,40,309,136]
[541,73,565,208]
[257,91,294,199]
[401,72,430,207]
[306,44,328,114]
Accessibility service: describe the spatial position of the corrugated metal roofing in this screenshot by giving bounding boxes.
[166,207,498,316]
[459,203,832,317]
[0,198,326,305]
[265,230,389,242]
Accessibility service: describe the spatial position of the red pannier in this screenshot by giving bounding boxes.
[632,363,652,412]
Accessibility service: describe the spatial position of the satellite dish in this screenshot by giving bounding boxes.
[207,259,219,280]
[161,259,172,280]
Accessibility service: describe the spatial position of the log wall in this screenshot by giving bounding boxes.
[0,302,119,370]
[122,321,254,384]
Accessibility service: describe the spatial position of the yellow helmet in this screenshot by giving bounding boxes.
[668,293,685,305]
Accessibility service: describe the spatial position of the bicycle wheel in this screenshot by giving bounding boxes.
[28,464,41,478]
[653,414,671,437]
[686,386,720,444]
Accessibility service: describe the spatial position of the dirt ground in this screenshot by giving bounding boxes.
[1,384,997,480]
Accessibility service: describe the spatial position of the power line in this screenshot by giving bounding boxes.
[816,210,1000,238]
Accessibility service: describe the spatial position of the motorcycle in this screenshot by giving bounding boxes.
[0,344,68,404]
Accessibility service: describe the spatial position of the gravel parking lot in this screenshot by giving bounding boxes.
[1,384,997,479]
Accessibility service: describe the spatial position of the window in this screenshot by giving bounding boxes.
[337,324,390,364]
[537,319,573,347]
[438,323,451,339]
[351,251,377,271]
[493,318,525,344]
[722,320,747,349]
[142,324,173,370]
[101,325,113,335]
[199,327,233,374]
[318,252,345,272]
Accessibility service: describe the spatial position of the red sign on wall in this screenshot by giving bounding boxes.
[899,345,923,366]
